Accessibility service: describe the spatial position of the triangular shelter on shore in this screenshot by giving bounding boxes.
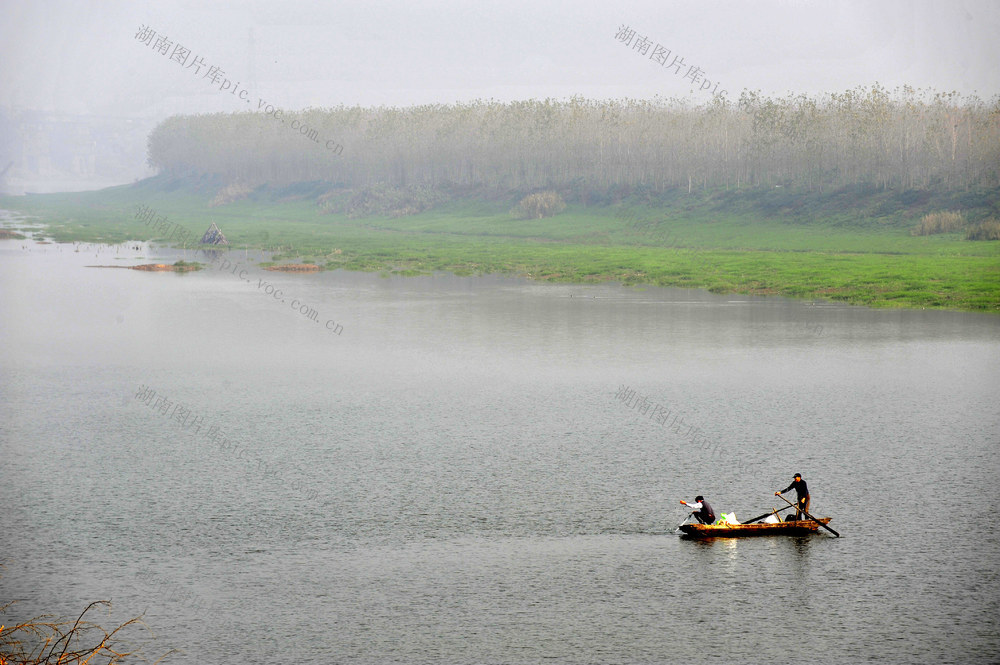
[200,222,229,245]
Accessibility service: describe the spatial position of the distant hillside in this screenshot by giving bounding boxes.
[131,170,1000,236]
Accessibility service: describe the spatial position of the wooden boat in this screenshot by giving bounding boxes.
[679,518,833,538]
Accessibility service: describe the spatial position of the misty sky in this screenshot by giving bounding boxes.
[1,0,998,119]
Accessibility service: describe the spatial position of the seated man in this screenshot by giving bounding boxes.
[680,495,716,524]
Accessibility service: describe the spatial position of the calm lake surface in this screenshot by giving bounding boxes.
[1,223,998,664]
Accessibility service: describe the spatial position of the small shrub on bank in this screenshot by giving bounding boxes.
[322,184,449,218]
[209,181,253,207]
[514,191,566,219]
[0,600,173,664]
[965,218,1000,241]
[911,210,965,236]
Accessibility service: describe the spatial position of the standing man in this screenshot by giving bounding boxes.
[776,473,810,521]
[680,495,716,524]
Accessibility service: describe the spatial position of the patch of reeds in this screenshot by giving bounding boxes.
[965,218,1000,241]
[911,210,965,236]
[514,191,566,219]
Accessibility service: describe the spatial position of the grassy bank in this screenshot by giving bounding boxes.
[2,179,998,312]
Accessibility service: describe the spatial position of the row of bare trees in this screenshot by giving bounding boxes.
[146,86,1000,195]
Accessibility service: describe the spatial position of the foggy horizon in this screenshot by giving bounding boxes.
[2,0,998,119]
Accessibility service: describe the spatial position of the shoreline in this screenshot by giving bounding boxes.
[86,262,201,272]
[4,227,999,325]
[1,190,997,313]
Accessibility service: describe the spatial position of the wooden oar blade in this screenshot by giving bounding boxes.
[775,493,840,537]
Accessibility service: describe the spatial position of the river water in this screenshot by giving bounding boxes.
[1,224,998,664]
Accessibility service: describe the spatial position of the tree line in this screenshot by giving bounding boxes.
[146,85,1000,196]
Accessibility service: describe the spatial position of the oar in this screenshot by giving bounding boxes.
[674,513,692,531]
[775,493,840,537]
[741,504,794,525]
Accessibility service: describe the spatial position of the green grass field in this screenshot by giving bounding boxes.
[2,180,998,312]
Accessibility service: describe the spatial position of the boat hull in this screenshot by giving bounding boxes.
[679,518,832,538]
